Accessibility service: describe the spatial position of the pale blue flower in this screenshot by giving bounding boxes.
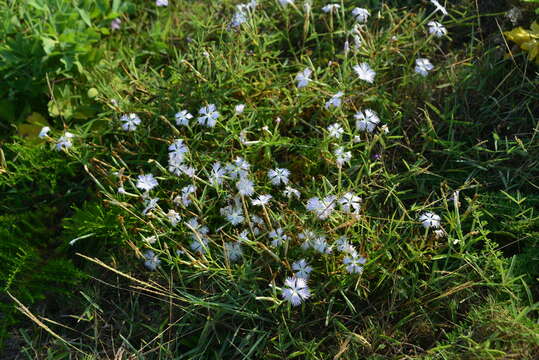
[252,194,272,206]
[281,277,311,306]
[355,109,380,132]
[353,63,376,83]
[225,242,243,262]
[175,110,193,126]
[143,250,161,271]
[295,68,312,88]
[198,104,220,127]
[55,132,74,151]
[352,8,370,23]
[269,228,288,247]
[120,113,141,131]
[343,252,366,274]
[136,174,158,191]
[327,123,344,139]
[306,196,337,220]
[415,58,434,77]
[268,168,290,186]
[236,177,254,196]
[325,92,343,109]
[419,212,441,228]
[39,126,50,138]
[428,21,447,37]
[292,259,313,279]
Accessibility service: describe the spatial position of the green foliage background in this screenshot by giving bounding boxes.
[0,0,538,358]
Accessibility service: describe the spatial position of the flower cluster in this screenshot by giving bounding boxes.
[68,1,453,310]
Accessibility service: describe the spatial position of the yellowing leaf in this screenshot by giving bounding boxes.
[504,27,532,46]
[17,124,42,139]
[521,40,539,64]
[26,112,48,126]
[504,23,539,65]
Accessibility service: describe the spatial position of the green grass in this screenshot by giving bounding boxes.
[2,0,539,359]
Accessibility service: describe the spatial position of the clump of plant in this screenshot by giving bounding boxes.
[14,0,539,357]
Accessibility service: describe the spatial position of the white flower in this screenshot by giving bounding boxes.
[269,228,288,247]
[283,186,301,199]
[39,126,50,138]
[178,165,196,178]
[251,215,263,224]
[355,109,380,132]
[419,212,441,229]
[306,196,337,220]
[235,104,246,114]
[279,0,294,6]
[322,4,340,13]
[179,185,196,206]
[434,229,446,239]
[281,277,311,306]
[55,132,74,151]
[252,194,272,206]
[168,139,189,155]
[328,123,344,139]
[430,0,448,16]
[143,250,161,271]
[327,123,344,139]
[343,252,366,274]
[339,192,361,214]
[351,8,370,23]
[175,110,193,126]
[335,236,356,254]
[292,259,313,279]
[334,147,352,167]
[186,217,207,234]
[156,0,168,6]
[268,168,290,186]
[136,174,158,192]
[380,124,389,134]
[312,236,332,254]
[229,10,248,28]
[225,242,243,262]
[344,40,350,54]
[198,104,220,127]
[295,68,312,88]
[168,161,183,176]
[428,21,447,37]
[325,91,343,109]
[143,235,157,244]
[351,34,362,50]
[190,238,209,254]
[353,63,376,83]
[120,113,141,131]
[238,229,250,242]
[353,135,361,143]
[236,178,255,196]
[210,161,227,185]
[415,58,434,77]
[299,230,317,250]
[118,186,126,194]
[186,218,209,238]
[221,205,245,225]
[168,152,186,169]
[142,197,159,215]
[166,209,181,226]
[226,157,250,179]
